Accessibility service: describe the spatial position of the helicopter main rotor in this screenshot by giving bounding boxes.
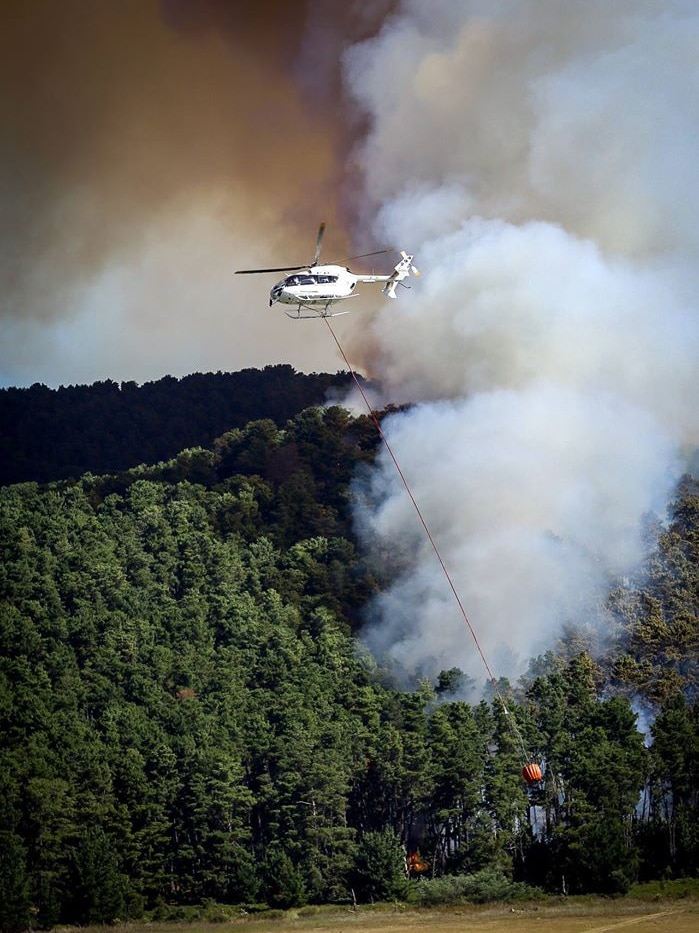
[235,222,393,275]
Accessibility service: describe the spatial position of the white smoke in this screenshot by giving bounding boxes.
[343,0,699,684]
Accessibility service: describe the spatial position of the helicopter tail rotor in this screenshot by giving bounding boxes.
[382,251,419,299]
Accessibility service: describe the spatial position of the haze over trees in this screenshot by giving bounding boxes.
[0,372,697,929]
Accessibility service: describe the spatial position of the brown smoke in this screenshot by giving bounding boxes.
[0,0,390,384]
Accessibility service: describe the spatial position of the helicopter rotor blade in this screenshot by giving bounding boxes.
[235,265,306,275]
[235,224,395,274]
[341,247,395,263]
[312,222,326,266]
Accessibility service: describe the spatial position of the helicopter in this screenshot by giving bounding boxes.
[235,222,419,318]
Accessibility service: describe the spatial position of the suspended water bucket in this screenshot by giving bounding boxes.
[522,762,543,784]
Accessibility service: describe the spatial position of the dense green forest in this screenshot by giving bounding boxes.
[1,402,697,929]
[0,366,353,486]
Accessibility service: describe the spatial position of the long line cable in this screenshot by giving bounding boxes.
[323,315,532,767]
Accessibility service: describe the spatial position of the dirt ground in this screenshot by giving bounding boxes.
[323,903,699,933]
[108,900,698,933]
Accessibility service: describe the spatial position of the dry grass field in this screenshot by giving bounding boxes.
[62,900,699,933]
[244,902,696,933]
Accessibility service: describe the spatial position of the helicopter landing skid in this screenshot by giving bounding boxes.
[284,304,352,320]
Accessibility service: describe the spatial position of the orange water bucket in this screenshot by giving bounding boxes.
[522,762,543,783]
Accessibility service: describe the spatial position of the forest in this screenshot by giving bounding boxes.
[0,365,353,486]
[1,383,697,930]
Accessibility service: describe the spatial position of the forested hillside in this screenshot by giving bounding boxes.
[1,406,697,929]
[0,366,353,486]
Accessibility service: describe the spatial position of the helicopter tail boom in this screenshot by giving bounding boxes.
[353,252,419,295]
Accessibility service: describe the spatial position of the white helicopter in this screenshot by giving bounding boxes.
[235,222,419,318]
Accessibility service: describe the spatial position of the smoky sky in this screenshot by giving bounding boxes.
[0,0,391,387]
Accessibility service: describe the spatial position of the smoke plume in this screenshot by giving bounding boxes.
[343,0,699,686]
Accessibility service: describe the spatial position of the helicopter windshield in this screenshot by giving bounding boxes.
[286,274,338,286]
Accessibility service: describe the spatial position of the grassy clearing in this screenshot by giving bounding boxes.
[51,896,699,933]
[627,878,699,900]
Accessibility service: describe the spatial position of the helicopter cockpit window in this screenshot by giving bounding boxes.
[286,273,338,286]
